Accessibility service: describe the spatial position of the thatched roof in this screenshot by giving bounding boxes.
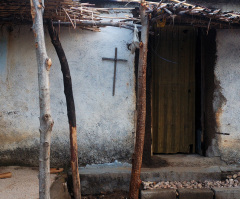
[1,0,240,30]
[0,0,102,24]
[143,0,240,29]
[0,0,139,31]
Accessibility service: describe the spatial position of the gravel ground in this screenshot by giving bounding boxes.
[142,172,240,190]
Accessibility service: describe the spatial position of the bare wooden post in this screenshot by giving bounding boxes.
[129,1,149,199]
[30,1,54,199]
[47,20,81,199]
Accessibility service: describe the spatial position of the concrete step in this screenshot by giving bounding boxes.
[141,189,176,199]
[78,166,223,195]
[154,154,226,167]
[141,188,240,199]
[212,187,240,199]
[177,189,214,199]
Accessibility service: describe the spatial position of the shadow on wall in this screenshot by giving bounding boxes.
[202,29,226,157]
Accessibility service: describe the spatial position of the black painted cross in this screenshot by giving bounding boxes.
[102,47,128,96]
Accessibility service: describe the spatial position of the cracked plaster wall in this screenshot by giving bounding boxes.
[212,29,240,164]
[0,17,135,167]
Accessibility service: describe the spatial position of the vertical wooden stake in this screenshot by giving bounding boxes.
[30,1,54,199]
[47,20,81,199]
[129,1,149,199]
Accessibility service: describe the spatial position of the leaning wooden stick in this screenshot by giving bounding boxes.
[47,19,81,199]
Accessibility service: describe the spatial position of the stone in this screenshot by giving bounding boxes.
[197,184,202,188]
[233,174,238,179]
[227,175,233,179]
[141,189,176,199]
[178,188,214,199]
[177,183,183,189]
[50,175,71,199]
[212,187,240,199]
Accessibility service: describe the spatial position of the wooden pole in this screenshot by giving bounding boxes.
[30,1,54,199]
[51,21,141,31]
[129,1,149,199]
[47,19,81,199]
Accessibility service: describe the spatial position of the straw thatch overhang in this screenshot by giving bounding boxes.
[0,0,140,31]
[1,0,240,30]
[147,0,240,29]
[1,0,67,22]
[0,0,104,25]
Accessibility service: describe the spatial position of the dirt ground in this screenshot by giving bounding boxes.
[0,166,57,199]
[0,166,127,199]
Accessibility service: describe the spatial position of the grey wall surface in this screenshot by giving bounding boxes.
[0,18,136,166]
[211,29,240,164]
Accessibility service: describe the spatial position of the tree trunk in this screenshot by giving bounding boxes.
[129,1,149,199]
[30,1,54,199]
[47,20,81,199]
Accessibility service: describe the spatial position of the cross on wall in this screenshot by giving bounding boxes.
[102,47,128,96]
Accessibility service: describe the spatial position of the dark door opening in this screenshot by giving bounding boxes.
[151,26,198,154]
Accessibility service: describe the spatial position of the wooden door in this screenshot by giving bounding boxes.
[152,26,196,153]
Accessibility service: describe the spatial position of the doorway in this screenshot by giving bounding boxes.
[151,26,196,154]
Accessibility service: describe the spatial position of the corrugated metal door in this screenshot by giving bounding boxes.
[152,26,196,153]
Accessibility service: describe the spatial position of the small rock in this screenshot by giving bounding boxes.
[233,174,238,179]
[197,184,202,188]
[227,175,233,179]
[176,183,183,189]
[172,185,177,189]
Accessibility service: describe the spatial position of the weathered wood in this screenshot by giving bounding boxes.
[52,21,141,31]
[50,168,64,174]
[47,19,81,199]
[0,172,12,179]
[129,0,149,198]
[30,1,54,199]
[152,26,196,154]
